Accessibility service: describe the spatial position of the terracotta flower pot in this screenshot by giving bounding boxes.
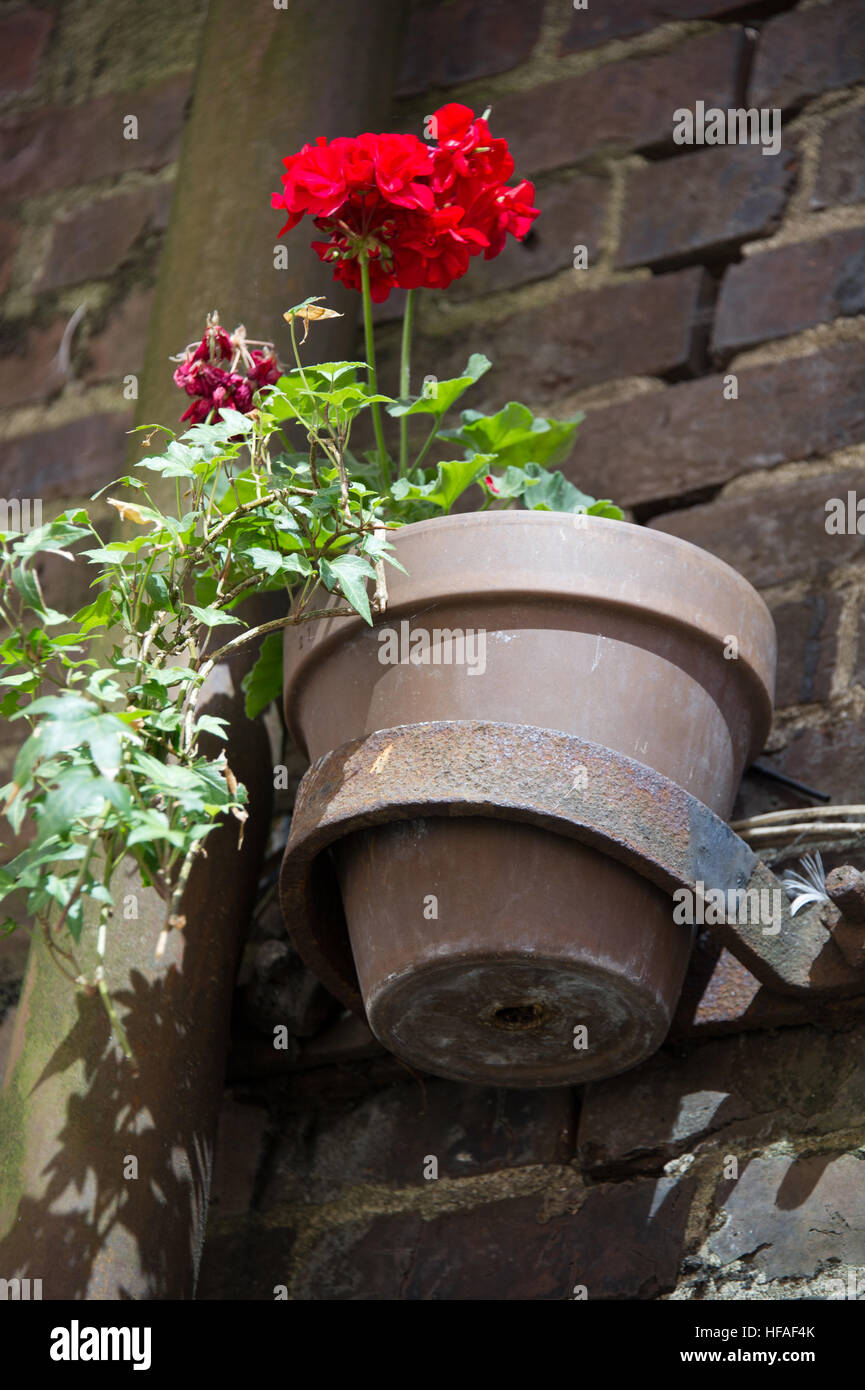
[281,512,776,1086]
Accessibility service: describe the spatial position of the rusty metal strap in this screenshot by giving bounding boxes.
[279,721,864,1009]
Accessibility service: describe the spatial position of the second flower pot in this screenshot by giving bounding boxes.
[280,512,776,1086]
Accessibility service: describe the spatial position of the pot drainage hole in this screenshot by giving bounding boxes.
[489,1002,548,1032]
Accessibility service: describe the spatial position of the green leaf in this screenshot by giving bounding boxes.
[194,714,230,741]
[0,671,38,688]
[11,564,44,613]
[483,462,624,518]
[391,456,493,514]
[240,546,286,577]
[442,401,582,472]
[0,689,25,719]
[586,499,625,520]
[387,353,491,418]
[84,716,125,779]
[145,571,170,606]
[12,519,89,560]
[319,553,378,625]
[218,407,255,435]
[136,447,196,478]
[90,474,147,500]
[241,630,284,720]
[73,590,115,633]
[15,693,96,721]
[185,603,244,630]
[139,666,196,687]
[32,771,116,846]
[127,810,186,850]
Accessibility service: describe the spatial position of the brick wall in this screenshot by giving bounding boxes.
[199,0,865,1301]
[2,0,865,1301]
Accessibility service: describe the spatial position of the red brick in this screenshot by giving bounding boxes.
[196,1225,296,1301]
[0,316,67,408]
[617,143,797,270]
[397,0,542,97]
[2,412,133,503]
[562,0,762,53]
[0,218,17,295]
[572,343,865,509]
[812,106,865,211]
[565,1178,696,1298]
[405,1183,693,1300]
[260,1077,574,1206]
[0,75,190,204]
[579,1024,865,1173]
[289,1180,694,1300]
[394,267,710,412]
[0,7,53,98]
[37,184,173,291]
[747,715,865,806]
[290,1211,422,1300]
[450,172,608,300]
[208,1093,269,1219]
[495,29,745,174]
[750,0,865,111]
[770,591,841,706]
[709,1152,865,1279]
[242,937,339,1038]
[713,228,865,357]
[84,288,155,383]
[648,466,865,589]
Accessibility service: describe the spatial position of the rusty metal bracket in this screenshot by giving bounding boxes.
[279,721,865,1015]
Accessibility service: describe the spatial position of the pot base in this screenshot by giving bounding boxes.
[365,955,683,1087]
[333,816,695,1088]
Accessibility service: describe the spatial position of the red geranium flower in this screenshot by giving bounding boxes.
[272,107,539,300]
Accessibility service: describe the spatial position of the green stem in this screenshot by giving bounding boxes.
[414,413,443,473]
[359,254,389,490]
[398,288,415,480]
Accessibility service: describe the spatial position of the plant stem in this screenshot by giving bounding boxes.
[359,254,389,490]
[414,413,442,472]
[398,288,415,480]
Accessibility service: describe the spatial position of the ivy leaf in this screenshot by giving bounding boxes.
[73,591,116,633]
[241,630,284,720]
[218,407,255,435]
[194,714,230,741]
[127,810,187,850]
[11,565,44,613]
[145,571,170,606]
[240,546,287,577]
[137,442,197,478]
[138,666,196,688]
[319,554,378,625]
[90,474,147,500]
[12,519,89,560]
[185,603,244,629]
[33,770,123,847]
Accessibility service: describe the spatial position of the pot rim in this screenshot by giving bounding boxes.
[283,511,776,755]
